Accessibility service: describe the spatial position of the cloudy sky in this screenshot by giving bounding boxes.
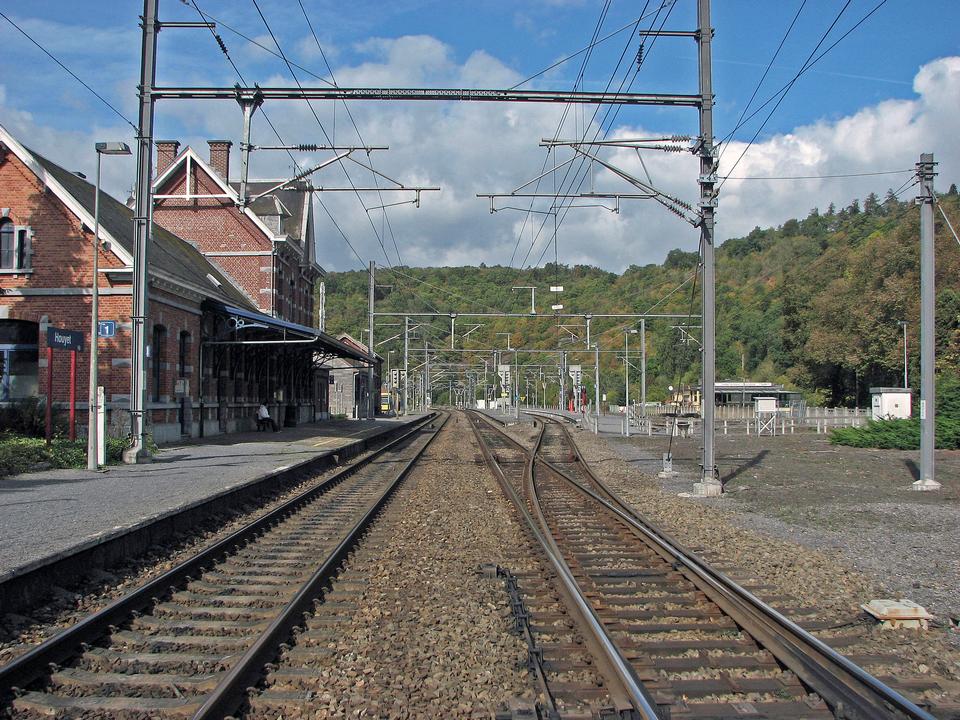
[1,1,958,272]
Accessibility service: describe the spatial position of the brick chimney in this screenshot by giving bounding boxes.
[155,140,180,176]
[207,140,232,183]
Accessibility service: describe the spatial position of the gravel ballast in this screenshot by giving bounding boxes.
[251,414,534,718]
[559,425,960,707]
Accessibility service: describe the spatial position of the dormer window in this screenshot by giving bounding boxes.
[0,220,31,271]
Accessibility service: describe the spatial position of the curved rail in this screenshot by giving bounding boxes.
[533,415,938,720]
[0,413,442,716]
[469,411,663,719]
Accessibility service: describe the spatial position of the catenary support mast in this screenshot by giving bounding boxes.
[694,0,720,495]
[124,0,158,464]
[915,154,940,491]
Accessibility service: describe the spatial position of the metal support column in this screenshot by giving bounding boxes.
[368,260,376,420]
[694,0,721,495]
[403,316,409,415]
[915,153,941,491]
[594,343,600,435]
[123,0,158,464]
[640,318,647,416]
[237,90,264,207]
[624,331,630,437]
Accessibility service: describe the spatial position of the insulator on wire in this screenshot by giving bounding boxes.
[214,34,228,56]
[635,44,645,70]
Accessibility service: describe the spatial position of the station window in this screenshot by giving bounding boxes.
[0,320,39,401]
[0,220,31,271]
[178,331,190,377]
[152,325,167,402]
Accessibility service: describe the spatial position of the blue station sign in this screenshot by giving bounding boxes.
[98,320,117,338]
[46,326,84,352]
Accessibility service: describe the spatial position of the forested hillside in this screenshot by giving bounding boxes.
[323,187,960,407]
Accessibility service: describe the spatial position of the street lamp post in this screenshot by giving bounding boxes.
[87,141,131,471]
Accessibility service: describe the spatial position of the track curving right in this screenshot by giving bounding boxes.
[471,409,943,720]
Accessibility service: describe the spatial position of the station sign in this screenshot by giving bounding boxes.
[46,326,84,352]
[98,320,116,338]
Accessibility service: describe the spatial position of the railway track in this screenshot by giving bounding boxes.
[470,410,943,720]
[0,412,445,720]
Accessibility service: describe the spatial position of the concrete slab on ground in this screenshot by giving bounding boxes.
[0,416,424,580]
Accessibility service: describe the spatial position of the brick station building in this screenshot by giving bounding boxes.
[0,123,376,444]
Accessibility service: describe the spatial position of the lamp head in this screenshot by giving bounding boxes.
[95,142,131,155]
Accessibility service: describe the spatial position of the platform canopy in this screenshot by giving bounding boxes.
[203,300,373,365]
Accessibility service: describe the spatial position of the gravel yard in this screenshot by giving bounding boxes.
[561,426,960,706]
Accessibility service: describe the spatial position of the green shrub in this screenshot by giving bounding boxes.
[0,433,131,478]
[831,372,960,450]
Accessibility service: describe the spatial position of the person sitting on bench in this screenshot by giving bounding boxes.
[257,402,278,431]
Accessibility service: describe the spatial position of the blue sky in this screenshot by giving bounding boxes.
[1,1,959,271]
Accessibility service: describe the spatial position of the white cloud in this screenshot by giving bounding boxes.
[3,29,958,273]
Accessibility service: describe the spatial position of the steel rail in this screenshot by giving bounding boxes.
[0,413,439,696]
[537,416,938,720]
[468,411,663,719]
[194,412,449,719]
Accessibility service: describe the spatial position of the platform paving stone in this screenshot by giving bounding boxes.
[0,417,421,580]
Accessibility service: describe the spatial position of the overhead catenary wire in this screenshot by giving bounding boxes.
[189,0,377,277]
[0,11,137,131]
[527,1,678,269]
[716,0,890,190]
[716,0,807,168]
[517,1,660,269]
[720,169,913,181]
[296,0,405,268]
[717,0,855,192]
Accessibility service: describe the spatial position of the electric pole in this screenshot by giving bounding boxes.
[368,260,376,420]
[403,316,409,415]
[915,154,941,491]
[694,0,721,496]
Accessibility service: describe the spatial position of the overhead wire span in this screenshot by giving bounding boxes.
[0,11,137,131]
[508,1,614,267]
[716,0,890,189]
[250,0,399,269]
[528,1,678,269]
[716,0,806,167]
[720,169,913,181]
[189,0,377,276]
[518,1,655,269]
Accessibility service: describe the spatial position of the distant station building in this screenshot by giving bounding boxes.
[326,333,382,420]
[0,123,373,442]
[669,381,804,414]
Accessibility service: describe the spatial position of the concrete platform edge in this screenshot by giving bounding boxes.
[0,418,421,615]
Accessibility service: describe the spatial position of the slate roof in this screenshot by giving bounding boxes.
[30,150,255,309]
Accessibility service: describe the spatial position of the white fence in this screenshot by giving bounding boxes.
[628,404,867,436]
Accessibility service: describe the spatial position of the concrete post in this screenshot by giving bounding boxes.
[403,316,409,415]
[915,154,940,490]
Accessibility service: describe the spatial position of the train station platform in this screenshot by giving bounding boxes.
[0,416,425,587]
